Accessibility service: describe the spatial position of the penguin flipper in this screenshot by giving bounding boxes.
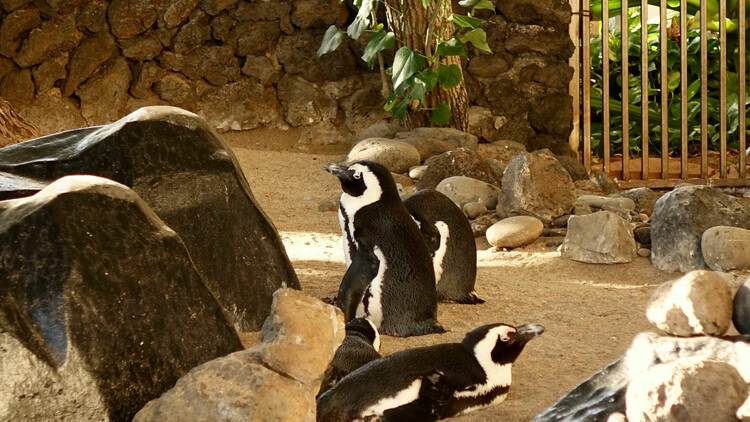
[337,248,378,321]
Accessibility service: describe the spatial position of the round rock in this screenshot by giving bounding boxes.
[645,270,734,336]
[436,175,500,210]
[701,225,750,271]
[463,201,487,219]
[734,277,750,334]
[486,216,544,249]
[347,138,420,173]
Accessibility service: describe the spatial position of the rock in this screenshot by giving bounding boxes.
[0,68,34,107]
[395,127,479,160]
[131,61,167,99]
[134,288,344,422]
[172,10,211,53]
[634,224,651,245]
[561,211,637,264]
[346,138,420,173]
[18,88,85,135]
[340,85,391,135]
[651,185,750,272]
[0,8,41,57]
[199,0,239,15]
[198,79,284,132]
[486,216,544,248]
[77,0,108,33]
[241,55,281,86]
[471,213,501,237]
[231,20,281,56]
[0,171,45,200]
[468,106,497,141]
[738,395,750,421]
[278,74,337,127]
[159,45,241,86]
[621,187,660,215]
[0,106,300,330]
[63,30,117,96]
[702,226,750,271]
[646,270,733,337]
[357,121,400,142]
[233,0,292,22]
[76,56,132,125]
[607,412,627,422]
[735,278,750,334]
[108,0,159,39]
[555,155,588,181]
[31,53,67,93]
[418,148,501,190]
[531,332,750,422]
[463,201,488,219]
[291,0,348,29]
[637,248,651,258]
[576,195,636,212]
[500,150,576,224]
[118,31,167,62]
[476,139,527,165]
[391,172,417,198]
[160,0,200,28]
[0,175,243,422]
[276,31,356,83]
[625,358,748,422]
[495,0,571,28]
[542,227,567,237]
[590,170,621,194]
[154,72,195,106]
[484,158,506,181]
[435,175,500,210]
[468,55,511,78]
[409,164,428,180]
[296,122,348,150]
[528,93,573,137]
[551,214,571,228]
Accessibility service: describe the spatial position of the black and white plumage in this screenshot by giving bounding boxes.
[316,322,545,422]
[317,318,382,398]
[403,189,482,304]
[324,160,442,337]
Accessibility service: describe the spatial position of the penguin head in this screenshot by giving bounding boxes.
[345,317,381,352]
[462,323,544,380]
[323,161,399,203]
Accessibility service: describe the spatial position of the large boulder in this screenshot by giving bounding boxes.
[134,288,345,422]
[500,150,576,224]
[346,138,420,173]
[417,147,501,190]
[394,127,479,160]
[651,185,750,272]
[561,211,637,264]
[531,332,750,422]
[435,175,500,210]
[0,175,243,422]
[0,106,300,330]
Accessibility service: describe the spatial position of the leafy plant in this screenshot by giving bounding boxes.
[317,0,493,126]
[588,4,750,157]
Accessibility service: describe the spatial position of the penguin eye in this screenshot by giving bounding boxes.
[353,172,362,180]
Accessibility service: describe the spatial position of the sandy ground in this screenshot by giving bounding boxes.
[226,133,678,421]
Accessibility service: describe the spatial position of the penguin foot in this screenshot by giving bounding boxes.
[384,321,446,337]
[320,296,336,305]
[439,292,485,305]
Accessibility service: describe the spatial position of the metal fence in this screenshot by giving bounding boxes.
[572,0,749,188]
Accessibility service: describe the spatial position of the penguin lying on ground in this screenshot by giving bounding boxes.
[317,318,382,398]
[403,190,483,304]
[316,322,545,422]
[324,160,443,337]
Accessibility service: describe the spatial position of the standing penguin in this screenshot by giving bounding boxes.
[317,322,545,422]
[324,160,443,337]
[317,317,382,398]
[403,190,482,304]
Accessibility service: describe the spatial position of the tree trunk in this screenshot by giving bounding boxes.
[0,97,39,147]
[384,0,469,131]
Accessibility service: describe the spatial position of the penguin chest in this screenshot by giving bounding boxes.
[355,245,387,328]
[357,378,422,420]
[451,363,512,416]
[432,221,450,284]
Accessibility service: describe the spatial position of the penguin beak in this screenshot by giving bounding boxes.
[323,162,355,183]
[514,323,545,343]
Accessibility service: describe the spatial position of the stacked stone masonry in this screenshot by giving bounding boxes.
[0,0,574,151]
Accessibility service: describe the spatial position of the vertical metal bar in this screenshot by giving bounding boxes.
[660,0,669,178]
[681,0,688,179]
[603,0,610,175]
[569,0,581,160]
[583,0,592,172]
[720,0,727,178]
[641,0,649,179]
[740,0,747,179]
[700,0,708,178]
[622,0,630,180]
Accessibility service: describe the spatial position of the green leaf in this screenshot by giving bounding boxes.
[450,14,482,29]
[458,0,479,6]
[347,0,374,39]
[430,103,451,125]
[383,92,397,111]
[392,99,409,119]
[416,71,438,91]
[436,37,466,57]
[422,0,431,7]
[392,46,425,93]
[473,0,495,10]
[409,77,427,104]
[459,28,491,52]
[362,29,396,67]
[317,25,345,57]
[437,64,462,89]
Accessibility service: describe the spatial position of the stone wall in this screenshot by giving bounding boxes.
[0,0,574,153]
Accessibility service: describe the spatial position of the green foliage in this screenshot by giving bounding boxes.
[589,4,750,157]
[317,0,493,126]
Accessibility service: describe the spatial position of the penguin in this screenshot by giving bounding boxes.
[324,160,443,337]
[317,318,382,398]
[403,189,483,304]
[316,322,545,422]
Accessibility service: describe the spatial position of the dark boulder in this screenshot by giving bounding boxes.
[651,185,750,272]
[417,147,501,190]
[0,175,243,422]
[0,106,300,330]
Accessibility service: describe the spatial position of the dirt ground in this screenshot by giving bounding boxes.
[226,131,678,421]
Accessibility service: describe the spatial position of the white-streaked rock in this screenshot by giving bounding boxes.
[702,226,750,271]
